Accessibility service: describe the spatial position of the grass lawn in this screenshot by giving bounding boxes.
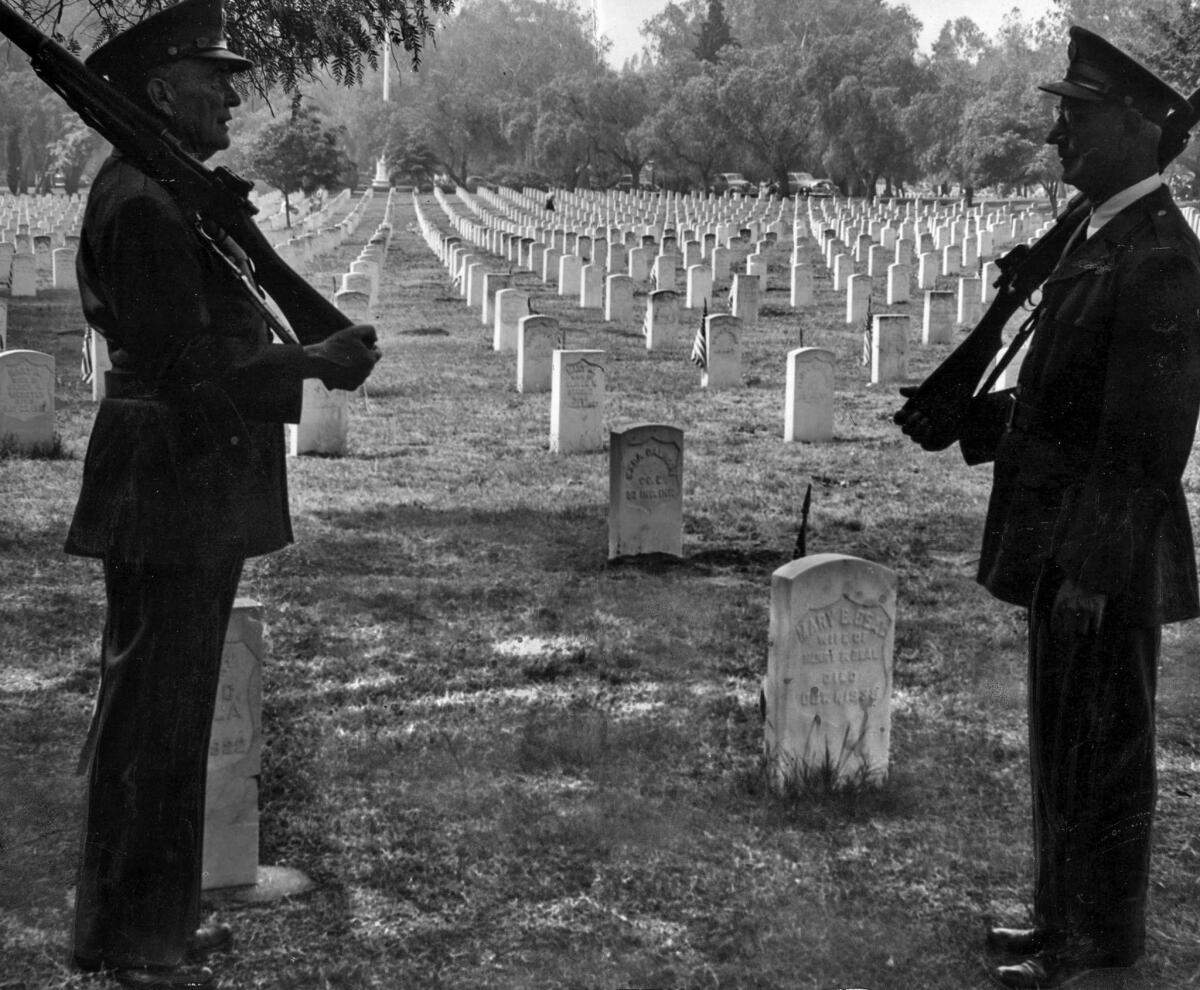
[1,188,1198,990]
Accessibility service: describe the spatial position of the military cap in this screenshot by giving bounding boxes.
[87,0,253,85]
[1039,26,1186,124]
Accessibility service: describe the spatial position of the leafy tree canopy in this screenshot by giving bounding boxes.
[14,0,453,94]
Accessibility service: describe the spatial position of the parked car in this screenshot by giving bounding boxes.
[711,171,756,196]
[788,171,836,197]
[463,175,496,193]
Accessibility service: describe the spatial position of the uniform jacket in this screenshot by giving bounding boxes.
[66,155,308,565]
[964,184,1200,625]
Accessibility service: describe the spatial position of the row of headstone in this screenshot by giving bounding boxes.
[413,191,845,441]
[287,190,396,457]
[422,188,905,792]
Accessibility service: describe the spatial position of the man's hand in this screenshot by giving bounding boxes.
[895,385,937,446]
[305,324,381,391]
[1051,577,1107,638]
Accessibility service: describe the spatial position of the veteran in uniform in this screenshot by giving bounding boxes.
[65,2,381,987]
[901,27,1200,990]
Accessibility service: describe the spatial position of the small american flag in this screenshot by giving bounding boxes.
[860,295,874,367]
[80,327,93,385]
[690,299,708,369]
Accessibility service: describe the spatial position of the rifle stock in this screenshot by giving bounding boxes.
[894,86,1200,451]
[0,0,351,344]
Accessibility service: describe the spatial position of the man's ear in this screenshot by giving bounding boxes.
[145,76,174,116]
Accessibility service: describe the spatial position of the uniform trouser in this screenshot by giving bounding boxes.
[1028,567,1158,960]
[73,553,244,969]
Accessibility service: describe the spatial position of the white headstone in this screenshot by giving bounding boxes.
[288,380,349,456]
[886,263,910,305]
[605,274,635,324]
[517,315,558,393]
[52,247,77,290]
[550,349,605,454]
[917,251,937,290]
[702,314,741,389]
[481,272,511,326]
[558,255,582,298]
[202,599,264,890]
[922,290,955,345]
[870,314,909,385]
[764,553,897,788]
[790,264,814,308]
[957,276,982,327]
[652,254,676,292]
[494,288,529,352]
[644,290,678,351]
[608,424,684,560]
[686,264,713,310]
[730,273,759,330]
[10,253,35,297]
[784,347,835,443]
[845,274,871,325]
[0,349,54,451]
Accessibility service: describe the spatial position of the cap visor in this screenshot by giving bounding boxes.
[193,48,254,71]
[1038,80,1105,101]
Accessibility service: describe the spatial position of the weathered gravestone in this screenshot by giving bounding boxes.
[608,424,684,560]
[784,347,835,442]
[845,274,871,325]
[644,289,678,351]
[790,264,813,308]
[702,314,741,389]
[922,290,956,345]
[686,264,712,310]
[763,553,897,787]
[493,288,529,352]
[10,253,36,297]
[288,380,348,456]
[558,254,582,299]
[886,263,910,305]
[0,349,54,451]
[517,315,558,393]
[870,314,909,385]
[53,247,77,290]
[202,599,264,889]
[334,289,372,324]
[579,263,604,309]
[730,273,759,330]
[550,350,605,454]
[605,274,634,323]
[481,272,511,326]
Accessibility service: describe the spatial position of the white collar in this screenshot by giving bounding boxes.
[1087,174,1163,238]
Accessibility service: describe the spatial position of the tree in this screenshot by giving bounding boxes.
[16,0,453,94]
[643,68,733,190]
[48,118,104,194]
[246,105,355,224]
[640,0,707,66]
[695,0,736,62]
[713,46,817,192]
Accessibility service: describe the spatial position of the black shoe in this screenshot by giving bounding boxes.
[113,965,214,989]
[986,926,1061,957]
[185,923,233,961]
[994,938,1139,988]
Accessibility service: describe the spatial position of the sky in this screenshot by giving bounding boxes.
[597,0,1059,66]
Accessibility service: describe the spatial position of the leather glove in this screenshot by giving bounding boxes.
[305,324,381,391]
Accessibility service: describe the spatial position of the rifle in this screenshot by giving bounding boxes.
[0,0,353,346]
[893,87,1200,452]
